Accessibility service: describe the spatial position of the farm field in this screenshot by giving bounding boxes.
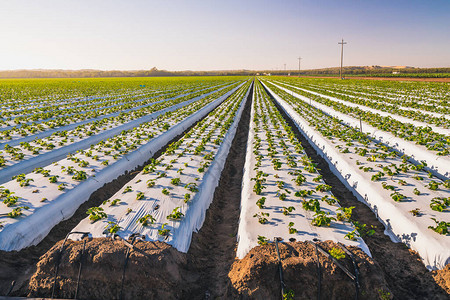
[0,76,449,299]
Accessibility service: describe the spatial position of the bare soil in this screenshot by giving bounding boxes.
[265,82,450,299]
[27,238,190,300]
[229,240,391,299]
[432,265,450,295]
[181,81,254,299]
[25,239,393,300]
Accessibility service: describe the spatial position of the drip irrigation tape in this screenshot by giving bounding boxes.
[338,242,360,300]
[274,237,286,298]
[310,240,322,300]
[74,238,87,299]
[116,233,146,300]
[51,231,90,299]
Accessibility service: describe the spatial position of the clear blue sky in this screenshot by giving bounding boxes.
[0,0,449,71]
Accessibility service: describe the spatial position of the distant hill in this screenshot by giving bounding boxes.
[0,67,255,78]
[0,66,448,78]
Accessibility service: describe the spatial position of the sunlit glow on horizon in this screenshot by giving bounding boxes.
[0,0,449,71]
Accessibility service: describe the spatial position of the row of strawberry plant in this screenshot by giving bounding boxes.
[0,81,242,183]
[262,79,449,270]
[291,77,449,110]
[266,80,450,155]
[70,81,252,252]
[299,81,449,113]
[0,81,244,187]
[263,80,450,179]
[0,81,229,142]
[0,80,249,251]
[0,77,220,111]
[0,89,155,121]
[0,80,230,121]
[273,79,450,129]
[236,81,370,259]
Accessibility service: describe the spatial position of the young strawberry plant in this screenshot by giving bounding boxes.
[166,207,184,220]
[256,197,266,209]
[329,247,346,260]
[257,235,269,246]
[302,199,321,213]
[282,206,295,215]
[430,197,449,212]
[428,218,449,235]
[72,170,87,181]
[390,191,406,202]
[336,206,354,222]
[86,207,107,222]
[137,214,156,226]
[7,206,29,218]
[312,211,335,227]
[253,212,269,224]
[105,221,121,234]
[158,223,170,237]
[170,177,181,186]
[288,222,297,234]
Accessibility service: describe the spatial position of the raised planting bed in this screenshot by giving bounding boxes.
[263,80,450,179]
[262,79,450,270]
[272,79,450,133]
[0,81,246,251]
[0,81,242,184]
[236,81,370,259]
[70,81,253,252]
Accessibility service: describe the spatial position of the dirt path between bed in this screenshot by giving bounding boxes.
[181,81,253,299]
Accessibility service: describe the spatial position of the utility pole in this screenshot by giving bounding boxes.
[284,63,286,75]
[297,57,302,77]
[338,38,347,79]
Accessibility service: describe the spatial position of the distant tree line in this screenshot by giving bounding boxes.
[0,66,448,78]
[0,67,255,78]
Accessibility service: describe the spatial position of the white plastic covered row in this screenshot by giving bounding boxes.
[282,81,450,121]
[0,83,244,251]
[267,81,450,179]
[71,82,251,252]
[273,80,450,135]
[236,83,370,259]
[263,82,450,270]
[0,83,238,185]
[0,82,228,146]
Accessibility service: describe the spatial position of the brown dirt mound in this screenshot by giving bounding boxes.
[228,240,392,300]
[27,237,191,300]
[433,264,450,295]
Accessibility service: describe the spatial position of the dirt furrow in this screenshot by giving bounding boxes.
[183,81,253,299]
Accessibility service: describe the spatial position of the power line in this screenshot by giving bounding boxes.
[338,38,347,79]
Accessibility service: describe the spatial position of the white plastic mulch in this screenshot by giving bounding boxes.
[236,83,370,259]
[263,82,450,270]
